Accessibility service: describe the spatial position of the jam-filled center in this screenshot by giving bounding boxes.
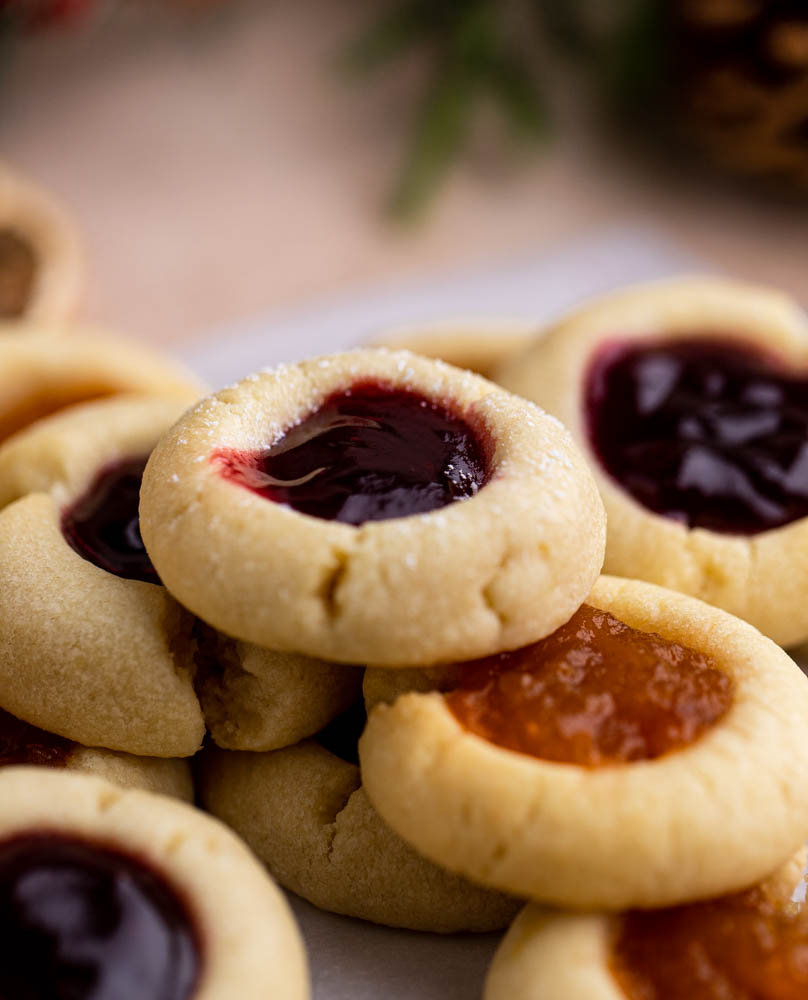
[612,883,808,1000]
[61,456,159,584]
[585,336,808,535]
[215,380,489,525]
[0,707,73,768]
[446,605,733,766]
[0,834,200,1000]
[0,229,36,318]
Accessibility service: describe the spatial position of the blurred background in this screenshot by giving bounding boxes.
[2,0,806,349]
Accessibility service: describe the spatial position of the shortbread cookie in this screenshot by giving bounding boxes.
[194,623,363,751]
[199,699,521,932]
[141,349,606,666]
[498,277,808,646]
[0,395,205,756]
[0,766,309,1000]
[360,575,808,910]
[0,395,359,754]
[0,329,203,447]
[485,854,808,1000]
[371,320,534,380]
[0,165,83,320]
[0,704,193,800]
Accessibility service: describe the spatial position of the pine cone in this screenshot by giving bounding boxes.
[673,0,808,191]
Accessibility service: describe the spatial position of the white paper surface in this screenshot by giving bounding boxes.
[184,227,705,999]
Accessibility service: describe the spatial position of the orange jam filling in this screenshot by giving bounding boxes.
[0,229,36,318]
[445,604,733,765]
[611,884,808,1000]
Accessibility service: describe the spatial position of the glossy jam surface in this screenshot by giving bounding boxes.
[446,605,732,766]
[612,884,808,1000]
[0,708,73,768]
[0,834,199,1000]
[315,700,367,766]
[215,381,489,525]
[0,229,36,318]
[585,337,808,534]
[62,456,159,584]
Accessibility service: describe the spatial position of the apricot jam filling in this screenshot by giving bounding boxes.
[0,707,73,768]
[611,883,808,1000]
[214,381,489,525]
[0,229,36,318]
[0,834,200,1000]
[62,455,159,584]
[585,336,808,535]
[445,605,733,766]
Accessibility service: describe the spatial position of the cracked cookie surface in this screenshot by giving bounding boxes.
[141,349,605,666]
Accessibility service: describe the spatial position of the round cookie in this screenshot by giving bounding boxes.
[370,320,535,380]
[359,575,808,910]
[0,766,309,999]
[0,704,193,800]
[0,394,362,755]
[0,329,203,447]
[141,349,606,666]
[199,699,521,932]
[498,276,808,646]
[0,395,204,756]
[484,854,808,1000]
[0,164,83,321]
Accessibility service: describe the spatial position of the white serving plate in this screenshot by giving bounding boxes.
[182,227,705,1000]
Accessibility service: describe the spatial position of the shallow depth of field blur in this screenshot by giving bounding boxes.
[1,0,806,347]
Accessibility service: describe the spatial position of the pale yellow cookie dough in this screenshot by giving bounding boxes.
[0,396,205,756]
[497,276,808,646]
[194,624,363,751]
[360,575,808,910]
[484,852,808,1000]
[370,319,535,380]
[199,735,521,932]
[0,164,83,321]
[141,349,606,666]
[0,767,310,1000]
[0,329,203,446]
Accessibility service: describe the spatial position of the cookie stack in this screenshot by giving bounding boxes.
[2,165,808,998]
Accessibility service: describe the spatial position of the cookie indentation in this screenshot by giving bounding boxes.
[0,707,74,768]
[215,381,489,524]
[612,882,808,999]
[0,229,36,318]
[62,456,159,584]
[0,834,200,1000]
[586,337,808,534]
[446,604,733,765]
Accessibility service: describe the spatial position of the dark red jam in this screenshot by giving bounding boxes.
[215,381,489,525]
[62,456,159,584]
[315,700,367,766]
[0,708,73,768]
[0,229,36,318]
[446,605,733,766]
[612,883,808,1000]
[585,336,808,534]
[0,834,200,1000]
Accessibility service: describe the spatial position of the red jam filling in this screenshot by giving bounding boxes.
[0,834,200,1000]
[445,605,733,766]
[0,229,36,318]
[61,456,159,584]
[214,381,489,525]
[585,337,808,534]
[612,884,808,999]
[0,707,73,768]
